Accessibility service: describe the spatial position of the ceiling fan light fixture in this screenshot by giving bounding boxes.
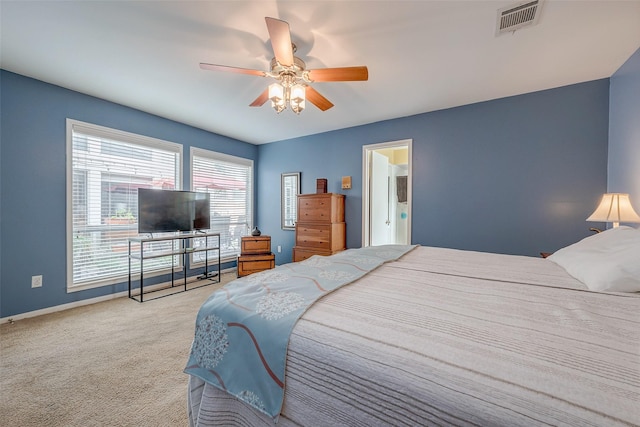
[268,82,284,103]
[290,84,306,114]
[268,82,286,113]
[291,84,305,103]
[272,97,286,113]
[267,81,306,114]
[291,98,305,115]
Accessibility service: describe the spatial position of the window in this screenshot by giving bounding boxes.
[191,147,253,262]
[67,119,182,291]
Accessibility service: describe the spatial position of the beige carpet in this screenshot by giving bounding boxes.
[0,273,234,427]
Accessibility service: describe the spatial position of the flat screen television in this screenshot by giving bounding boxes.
[137,189,211,233]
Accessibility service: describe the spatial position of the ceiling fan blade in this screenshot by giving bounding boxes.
[306,87,334,111]
[307,66,369,82]
[250,88,270,107]
[265,17,294,67]
[200,63,266,77]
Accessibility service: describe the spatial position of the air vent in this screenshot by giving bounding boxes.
[496,0,544,36]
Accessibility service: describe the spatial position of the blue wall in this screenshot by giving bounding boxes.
[0,70,258,318]
[609,47,640,205]
[3,65,632,318]
[258,80,611,265]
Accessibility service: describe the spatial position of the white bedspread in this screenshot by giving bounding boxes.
[188,246,640,426]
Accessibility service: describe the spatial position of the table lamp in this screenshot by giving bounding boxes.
[586,193,640,228]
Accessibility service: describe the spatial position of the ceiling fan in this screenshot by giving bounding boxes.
[199,17,369,114]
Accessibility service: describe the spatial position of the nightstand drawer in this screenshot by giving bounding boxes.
[241,236,271,255]
[237,253,275,277]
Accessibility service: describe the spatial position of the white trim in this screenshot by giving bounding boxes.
[2,267,236,324]
[66,120,74,295]
[362,139,413,247]
[190,146,254,167]
[67,119,183,155]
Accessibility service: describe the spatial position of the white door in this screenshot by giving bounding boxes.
[371,151,391,245]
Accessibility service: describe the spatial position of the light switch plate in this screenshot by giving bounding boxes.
[31,275,43,288]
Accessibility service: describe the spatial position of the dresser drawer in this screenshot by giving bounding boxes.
[297,193,344,223]
[292,247,336,262]
[295,222,346,251]
[241,236,271,255]
[295,223,332,249]
[298,199,331,222]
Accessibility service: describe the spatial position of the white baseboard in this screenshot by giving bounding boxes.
[1,267,236,324]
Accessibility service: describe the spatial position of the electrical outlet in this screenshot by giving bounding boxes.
[31,275,43,288]
[277,245,282,253]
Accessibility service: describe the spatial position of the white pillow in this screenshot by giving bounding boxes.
[548,226,640,292]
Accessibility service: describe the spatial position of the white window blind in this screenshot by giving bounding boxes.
[191,148,253,262]
[67,119,182,290]
[282,175,298,228]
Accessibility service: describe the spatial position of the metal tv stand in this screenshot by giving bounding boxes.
[127,231,221,302]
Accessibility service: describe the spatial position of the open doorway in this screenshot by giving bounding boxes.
[362,139,412,247]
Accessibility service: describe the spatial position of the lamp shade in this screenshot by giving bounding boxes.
[290,84,305,104]
[268,83,284,103]
[586,193,640,227]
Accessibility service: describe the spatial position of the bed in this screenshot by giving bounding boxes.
[185,227,640,426]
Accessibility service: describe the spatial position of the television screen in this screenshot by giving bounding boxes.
[137,189,210,233]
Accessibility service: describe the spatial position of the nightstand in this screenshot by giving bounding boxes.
[237,236,275,277]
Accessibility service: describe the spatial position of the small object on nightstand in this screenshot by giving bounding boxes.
[251,226,261,236]
[316,178,327,193]
[540,252,552,258]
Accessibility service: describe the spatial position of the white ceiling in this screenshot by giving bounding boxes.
[2,1,639,145]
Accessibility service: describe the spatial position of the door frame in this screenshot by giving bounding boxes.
[362,139,412,247]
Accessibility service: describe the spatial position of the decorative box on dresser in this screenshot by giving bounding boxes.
[237,236,275,277]
[293,193,346,262]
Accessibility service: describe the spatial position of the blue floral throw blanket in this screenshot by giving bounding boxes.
[184,244,417,420]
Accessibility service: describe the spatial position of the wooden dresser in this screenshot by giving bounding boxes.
[293,193,346,262]
[237,235,275,277]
